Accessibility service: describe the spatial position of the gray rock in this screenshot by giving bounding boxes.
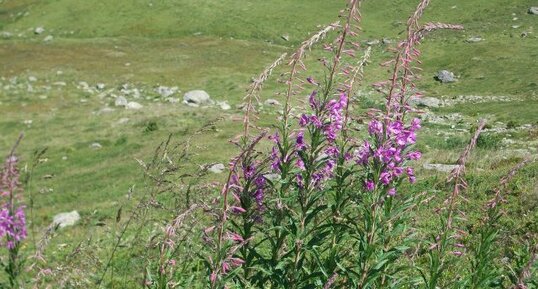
[423,163,460,173]
[115,96,128,107]
[43,35,53,42]
[217,101,231,110]
[90,142,102,149]
[166,97,180,103]
[365,39,380,46]
[529,7,538,15]
[264,99,281,106]
[53,211,80,228]
[183,90,211,106]
[435,70,456,83]
[34,26,45,35]
[208,163,226,174]
[409,96,441,108]
[156,86,179,98]
[0,31,13,39]
[466,36,483,43]
[28,76,37,82]
[96,83,106,90]
[126,101,143,110]
[281,34,290,41]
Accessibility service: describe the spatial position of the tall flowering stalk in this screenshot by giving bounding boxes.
[0,135,27,288]
[204,0,464,287]
[420,121,485,289]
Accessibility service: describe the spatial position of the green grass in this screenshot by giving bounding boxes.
[0,0,537,287]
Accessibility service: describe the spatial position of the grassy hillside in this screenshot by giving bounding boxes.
[0,0,536,287]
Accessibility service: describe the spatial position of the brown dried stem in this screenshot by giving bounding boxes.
[446,119,486,229]
[243,52,287,137]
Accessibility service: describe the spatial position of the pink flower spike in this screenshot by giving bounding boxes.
[452,251,463,257]
[387,188,397,196]
[230,206,246,214]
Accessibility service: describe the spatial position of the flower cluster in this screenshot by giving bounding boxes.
[0,155,27,250]
[357,118,422,195]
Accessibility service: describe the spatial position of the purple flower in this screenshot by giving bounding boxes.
[364,180,375,191]
[325,146,339,157]
[296,158,305,170]
[387,187,397,196]
[309,91,318,110]
[411,118,421,130]
[310,115,322,128]
[270,147,281,172]
[296,131,306,151]
[368,120,383,136]
[406,151,422,160]
[379,171,392,185]
[299,114,309,127]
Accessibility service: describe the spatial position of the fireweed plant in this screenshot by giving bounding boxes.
[203,0,473,288]
[0,136,27,288]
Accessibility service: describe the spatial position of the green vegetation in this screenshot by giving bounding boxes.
[0,0,536,287]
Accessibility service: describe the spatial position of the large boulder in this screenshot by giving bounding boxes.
[529,7,538,15]
[183,90,212,106]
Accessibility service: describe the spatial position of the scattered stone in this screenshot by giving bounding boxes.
[435,70,456,83]
[0,31,13,39]
[281,34,290,41]
[90,142,102,149]
[528,7,538,15]
[115,96,128,107]
[365,39,380,46]
[208,163,226,174]
[264,99,281,106]
[382,38,393,45]
[117,118,130,124]
[98,107,115,114]
[96,83,106,90]
[409,96,441,108]
[53,81,67,86]
[183,90,212,106]
[512,25,521,29]
[34,26,45,35]
[217,101,231,110]
[155,86,179,98]
[423,163,460,173]
[466,36,483,43]
[166,97,180,103]
[28,76,37,82]
[126,101,143,110]
[62,156,68,161]
[52,211,80,228]
[43,35,54,42]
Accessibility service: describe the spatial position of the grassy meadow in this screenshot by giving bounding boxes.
[0,0,537,287]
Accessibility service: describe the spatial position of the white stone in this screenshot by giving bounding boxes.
[34,26,45,35]
[264,99,281,106]
[43,35,54,42]
[183,90,211,106]
[217,101,231,110]
[126,101,143,110]
[53,211,80,228]
[115,96,128,107]
[90,143,102,149]
[208,163,226,174]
